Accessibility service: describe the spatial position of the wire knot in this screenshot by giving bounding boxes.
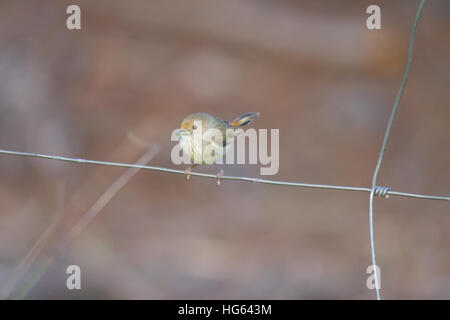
[373,186,391,198]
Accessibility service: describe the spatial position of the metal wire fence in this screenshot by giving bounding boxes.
[0,0,447,299]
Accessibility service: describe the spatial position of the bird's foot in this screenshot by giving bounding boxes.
[184,167,192,180]
[216,169,224,186]
[184,164,198,181]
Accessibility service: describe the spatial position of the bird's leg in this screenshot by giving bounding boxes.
[184,164,198,180]
[216,168,224,186]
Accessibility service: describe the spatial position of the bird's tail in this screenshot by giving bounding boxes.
[227,112,260,128]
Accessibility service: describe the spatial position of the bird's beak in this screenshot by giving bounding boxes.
[175,128,191,139]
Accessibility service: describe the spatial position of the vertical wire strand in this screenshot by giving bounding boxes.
[369,0,427,300]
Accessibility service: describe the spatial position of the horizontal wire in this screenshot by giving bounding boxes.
[0,148,448,201]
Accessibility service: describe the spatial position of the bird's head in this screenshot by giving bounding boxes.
[175,116,200,140]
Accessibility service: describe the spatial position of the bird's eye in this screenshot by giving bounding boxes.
[192,125,197,130]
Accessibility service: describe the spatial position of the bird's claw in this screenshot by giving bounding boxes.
[184,164,198,181]
[216,170,223,186]
[184,168,191,181]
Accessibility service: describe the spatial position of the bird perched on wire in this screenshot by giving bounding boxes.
[175,112,260,185]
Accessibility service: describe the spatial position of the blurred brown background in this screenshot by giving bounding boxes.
[0,0,449,299]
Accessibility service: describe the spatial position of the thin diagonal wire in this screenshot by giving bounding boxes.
[0,182,66,299]
[0,148,448,201]
[8,146,160,299]
[369,0,427,301]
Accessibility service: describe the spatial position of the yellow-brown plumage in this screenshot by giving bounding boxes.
[177,112,260,183]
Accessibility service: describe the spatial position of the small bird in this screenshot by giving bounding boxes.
[176,112,260,185]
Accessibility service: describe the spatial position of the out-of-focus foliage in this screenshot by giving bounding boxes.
[0,0,449,299]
